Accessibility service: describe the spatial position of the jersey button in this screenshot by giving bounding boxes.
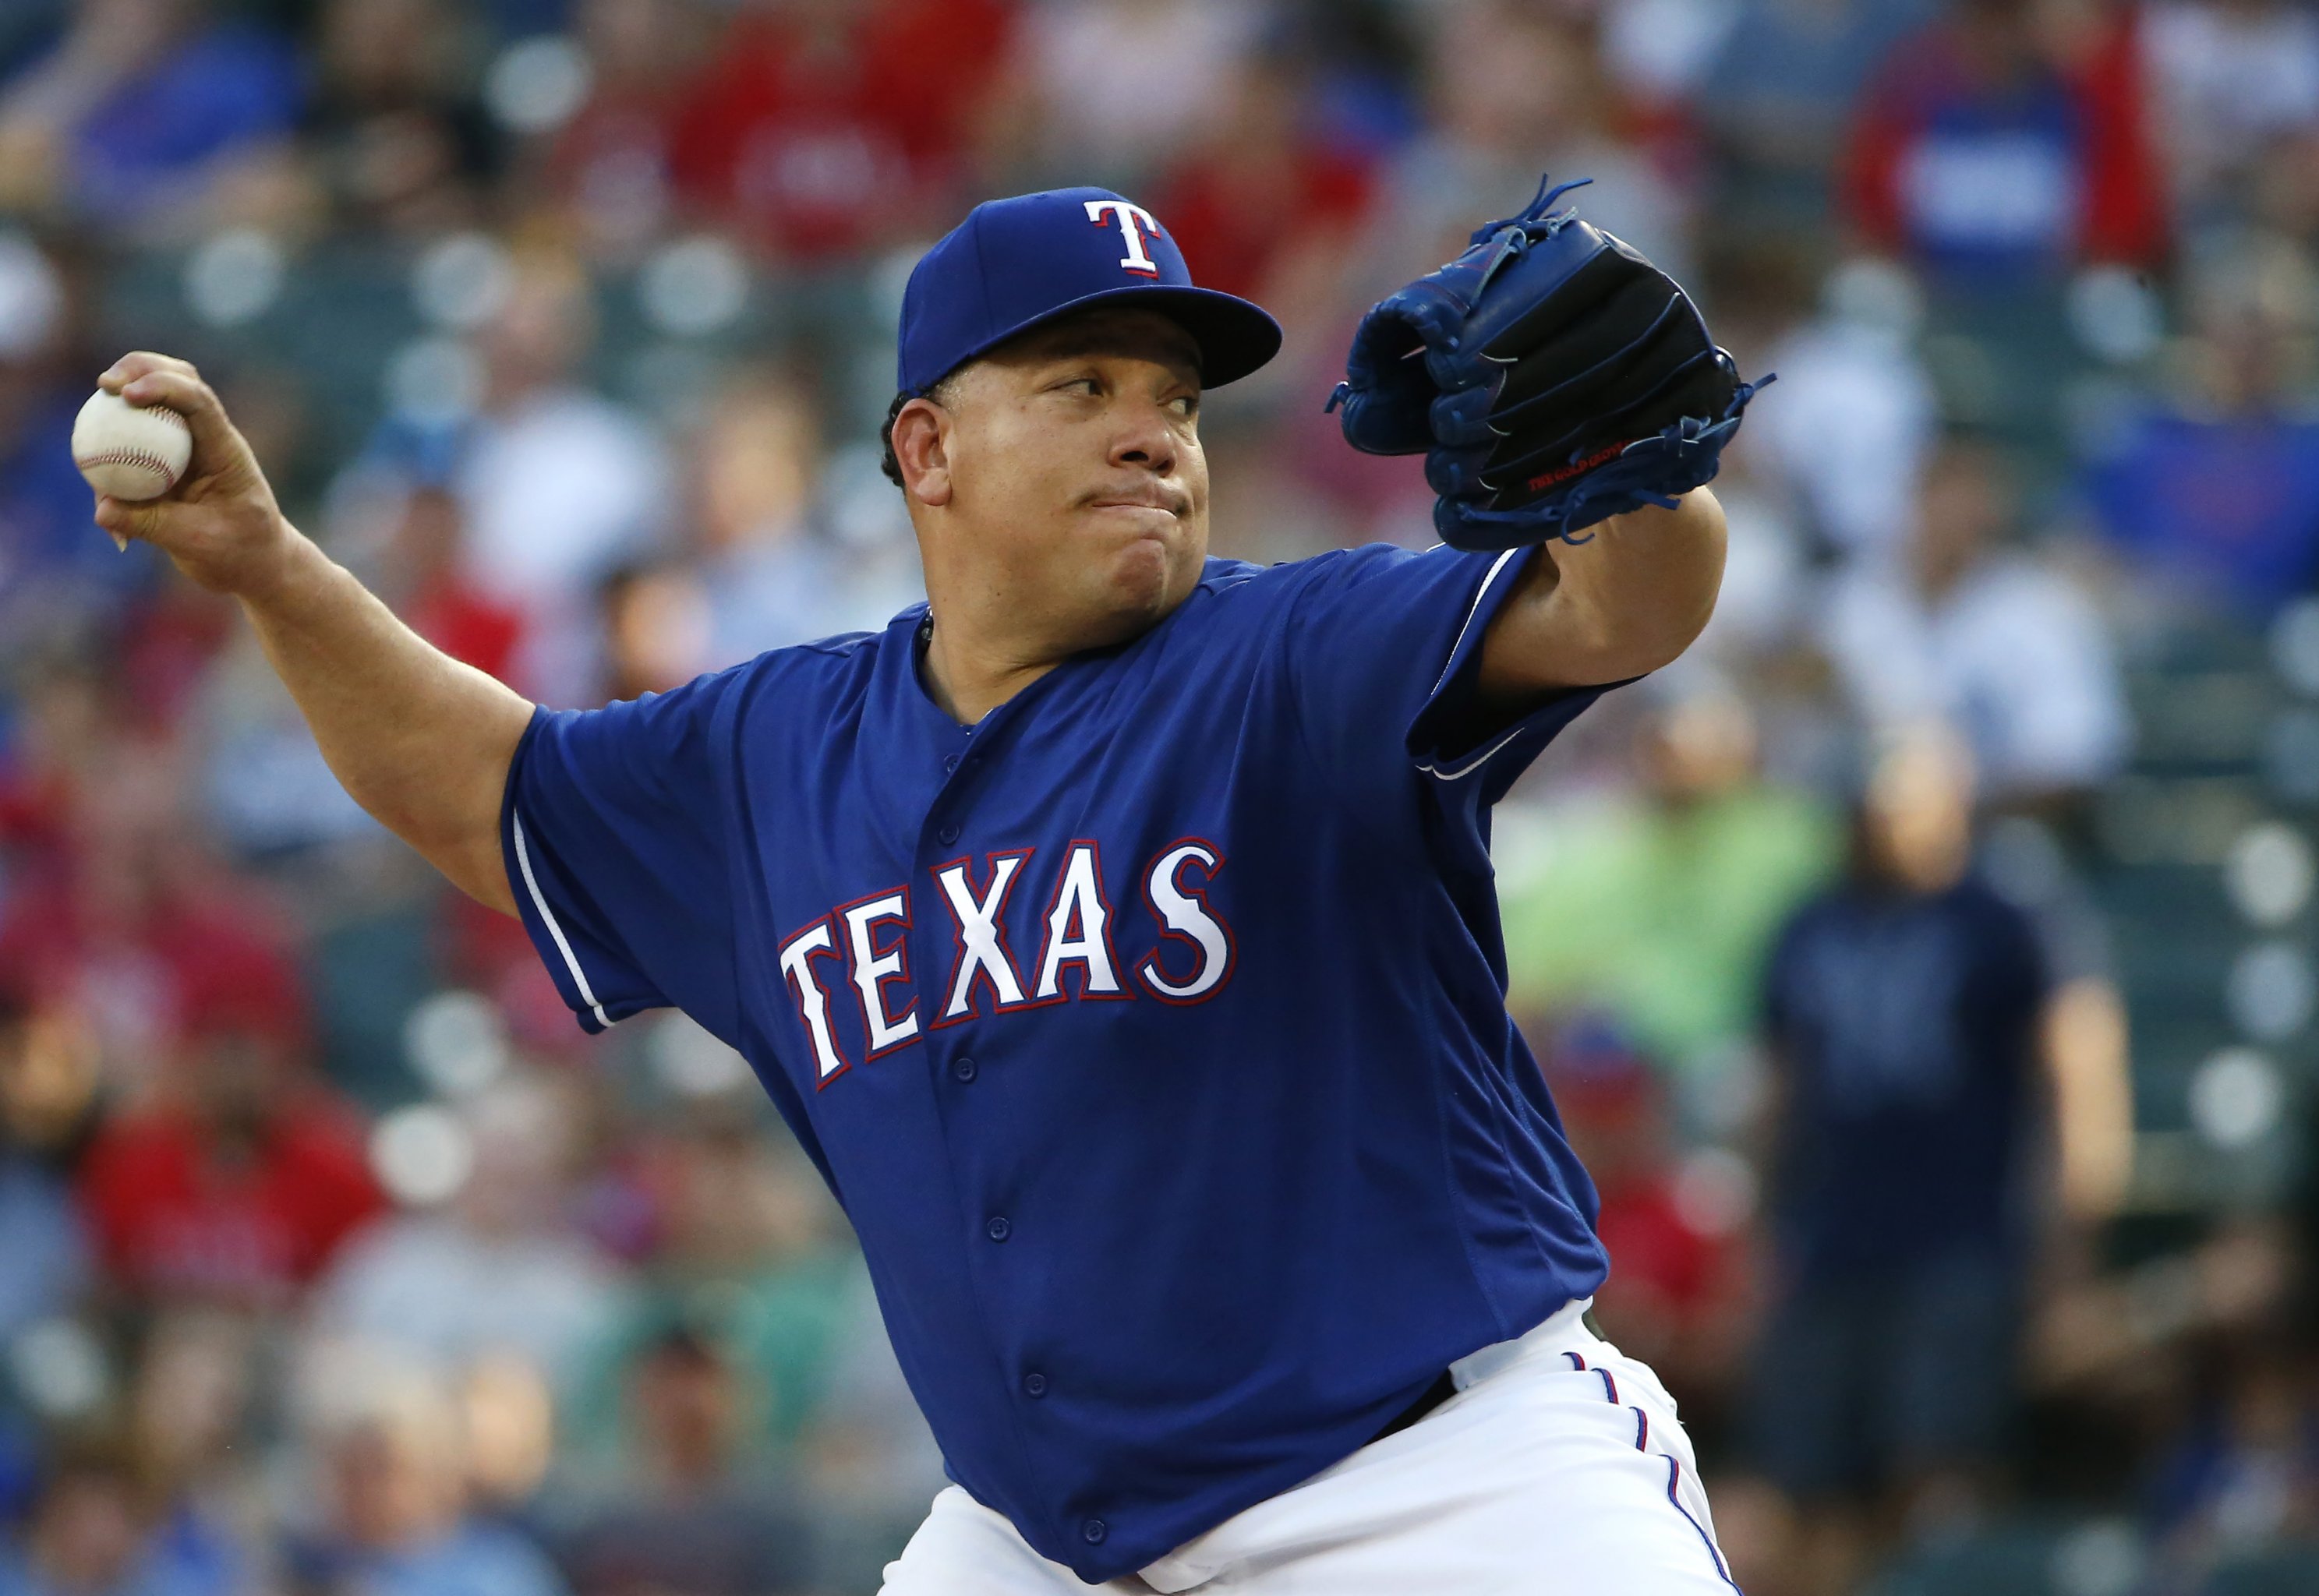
[953,1056,977,1082]
[985,1216,1011,1241]
[1023,1372,1047,1397]
[942,754,960,773]
[938,822,960,845]
[1082,1520,1107,1545]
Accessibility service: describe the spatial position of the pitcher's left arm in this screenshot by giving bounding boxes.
[1477,488,1725,697]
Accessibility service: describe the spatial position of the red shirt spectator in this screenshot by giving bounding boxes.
[1540,1026,1745,1383]
[667,0,1016,261]
[391,486,525,684]
[0,844,309,1065]
[77,982,382,1305]
[1148,62,1374,304]
[1842,0,2164,283]
[546,0,718,249]
[408,577,523,685]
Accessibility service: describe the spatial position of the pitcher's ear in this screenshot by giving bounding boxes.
[890,394,953,508]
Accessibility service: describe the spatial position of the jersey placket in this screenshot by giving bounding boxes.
[909,688,1083,1551]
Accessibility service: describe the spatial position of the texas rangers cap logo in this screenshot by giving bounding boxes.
[896,186,1281,396]
[1085,200,1164,278]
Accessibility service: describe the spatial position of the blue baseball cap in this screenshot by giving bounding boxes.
[896,187,1283,396]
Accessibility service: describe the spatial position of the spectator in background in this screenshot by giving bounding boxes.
[1841,0,2165,290]
[1822,436,2131,808]
[388,484,525,688]
[120,1310,263,1596]
[550,1325,812,1596]
[338,414,517,662]
[1378,3,1693,292]
[2083,240,2319,613]
[792,1266,948,1585]
[1694,0,1935,225]
[301,0,498,240]
[1741,727,2132,1596]
[1737,250,1940,567]
[1537,1022,1751,1418]
[0,1439,228,1596]
[0,980,93,1353]
[286,1354,569,1596]
[308,1072,620,1400]
[546,0,716,259]
[445,248,672,704]
[0,0,302,241]
[322,417,527,688]
[0,229,155,658]
[2148,0,2319,217]
[686,367,915,662]
[1007,0,1259,191]
[1501,688,1840,1103]
[1271,0,1423,161]
[0,724,306,1078]
[2145,1337,2319,1581]
[0,662,101,923]
[595,561,713,704]
[76,980,382,1307]
[1146,51,1376,311]
[0,980,94,1513]
[668,0,1017,263]
[564,1103,852,1470]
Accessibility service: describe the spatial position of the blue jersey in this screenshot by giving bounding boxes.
[501,542,1614,1582]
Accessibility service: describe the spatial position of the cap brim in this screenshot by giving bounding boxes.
[940,284,1283,392]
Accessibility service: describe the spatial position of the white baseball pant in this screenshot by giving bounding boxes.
[878,1297,1739,1594]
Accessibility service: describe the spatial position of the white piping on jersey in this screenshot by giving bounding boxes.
[511,810,614,1029]
[1420,722,1533,782]
[1428,548,1521,694]
[1419,548,1524,783]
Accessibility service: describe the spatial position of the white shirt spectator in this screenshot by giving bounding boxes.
[1024,0,1264,183]
[1758,315,1939,563]
[1601,0,1743,107]
[2148,0,2319,194]
[456,386,673,702]
[1822,553,2133,799]
[309,1211,624,1396]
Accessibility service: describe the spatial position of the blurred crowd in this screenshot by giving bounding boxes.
[2,0,2319,1593]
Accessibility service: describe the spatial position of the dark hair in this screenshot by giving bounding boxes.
[878,390,913,489]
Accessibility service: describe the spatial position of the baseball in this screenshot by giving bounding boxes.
[72,388,192,502]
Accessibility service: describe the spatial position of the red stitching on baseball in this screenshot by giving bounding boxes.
[76,449,181,482]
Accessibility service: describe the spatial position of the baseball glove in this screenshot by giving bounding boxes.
[1329,176,1768,552]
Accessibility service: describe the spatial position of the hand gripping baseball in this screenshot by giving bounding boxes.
[90,353,292,596]
[1330,176,1769,552]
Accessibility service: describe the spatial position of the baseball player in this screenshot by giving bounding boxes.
[90,181,1761,1592]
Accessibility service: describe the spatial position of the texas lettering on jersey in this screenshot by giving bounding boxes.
[776,838,1234,1086]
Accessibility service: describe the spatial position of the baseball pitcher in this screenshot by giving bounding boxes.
[90,179,1762,1592]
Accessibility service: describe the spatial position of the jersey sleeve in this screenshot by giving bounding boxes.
[1280,542,1614,854]
[499,673,745,1040]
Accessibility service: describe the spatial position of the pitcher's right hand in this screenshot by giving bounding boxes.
[92,353,293,599]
